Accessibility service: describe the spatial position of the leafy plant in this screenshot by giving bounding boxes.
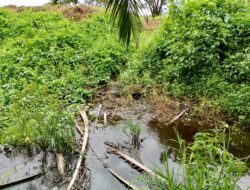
[0,8,130,151]
[122,0,250,127]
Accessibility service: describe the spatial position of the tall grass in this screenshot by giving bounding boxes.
[146,127,248,190]
[129,122,141,148]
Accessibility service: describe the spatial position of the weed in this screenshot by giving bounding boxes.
[129,121,141,148]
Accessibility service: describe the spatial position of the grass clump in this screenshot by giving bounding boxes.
[122,0,250,127]
[129,121,141,148]
[147,127,248,190]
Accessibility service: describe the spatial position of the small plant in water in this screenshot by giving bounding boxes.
[129,122,141,148]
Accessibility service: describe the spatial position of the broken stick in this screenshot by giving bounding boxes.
[56,153,65,176]
[103,112,107,125]
[94,104,102,127]
[0,172,42,189]
[67,110,89,190]
[166,108,189,126]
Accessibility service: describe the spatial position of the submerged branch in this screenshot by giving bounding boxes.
[107,168,139,190]
[0,173,43,189]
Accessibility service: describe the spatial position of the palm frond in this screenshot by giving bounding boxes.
[106,0,145,47]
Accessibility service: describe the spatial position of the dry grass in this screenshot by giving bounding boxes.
[148,95,182,123]
[3,5,99,21]
[142,16,164,31]
[62,5,96,21]
[146,85,225,127]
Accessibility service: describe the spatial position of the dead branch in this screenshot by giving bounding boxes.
[67,110,89,190]
[75,120,84,136]
[0,172,42,189]
[107,168,139,190]
[166,108,189,126]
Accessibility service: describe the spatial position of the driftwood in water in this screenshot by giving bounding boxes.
[105,142,155,177]
[89,143,138,189]
[107,168,138,190]
[0,172,42,189]
[56,153,65,176]
[94,104,102,127]
[103,112,107,125]
[166,108,189,126]
[67,110,89,190]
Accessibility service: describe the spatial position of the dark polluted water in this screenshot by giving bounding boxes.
[85,113,250,190]
[0,112,249,189]
[85,119,181,190]
[149,119,250,167]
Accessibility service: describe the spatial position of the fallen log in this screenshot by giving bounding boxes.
[88,144,138,189]
[107,168,139,190]
[0,172,42,189]
[166,108,189,126]
[67,110,89,190]
[105,142,155,177]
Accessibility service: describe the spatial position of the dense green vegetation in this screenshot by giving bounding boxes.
[0,1,249,189]
[0,7,129,151]
[122,0,250,127]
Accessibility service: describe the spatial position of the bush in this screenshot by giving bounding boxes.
[0,84,75,152]
[123,0,250,126]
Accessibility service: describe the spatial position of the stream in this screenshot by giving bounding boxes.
[0,103,249,189]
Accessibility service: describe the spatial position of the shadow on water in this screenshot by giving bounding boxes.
[149,119,250,167]
[148,119,205,148]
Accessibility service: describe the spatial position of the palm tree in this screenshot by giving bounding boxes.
[106,0,167,46]
[106,0,146,47]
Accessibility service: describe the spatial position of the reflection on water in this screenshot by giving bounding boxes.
[149,119,250,167]
[0,112,249,189]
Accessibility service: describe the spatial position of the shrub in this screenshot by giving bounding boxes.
[123,0,250,126]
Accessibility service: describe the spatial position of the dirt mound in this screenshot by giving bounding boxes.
[62,5,95,21]
[3,5,97,21]
[3,5,27,12]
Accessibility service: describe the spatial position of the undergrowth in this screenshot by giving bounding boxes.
[121,0,250,127]
[0,8,130,151]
